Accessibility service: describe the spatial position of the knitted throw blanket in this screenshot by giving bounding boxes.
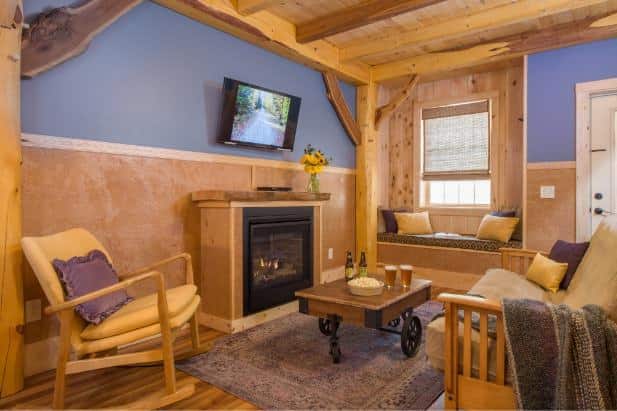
[502,299,617,410]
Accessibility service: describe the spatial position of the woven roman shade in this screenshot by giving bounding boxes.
[422,100,490,180]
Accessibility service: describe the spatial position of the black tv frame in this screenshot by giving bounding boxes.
[217,77,302,151]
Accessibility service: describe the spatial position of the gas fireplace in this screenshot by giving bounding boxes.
[243,207,313,315]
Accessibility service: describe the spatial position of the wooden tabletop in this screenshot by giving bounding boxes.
[295,277,432,310]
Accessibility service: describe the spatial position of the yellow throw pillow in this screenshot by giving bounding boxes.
[525,253,568,293]
[395,211,433,235]
[476,215,520,242]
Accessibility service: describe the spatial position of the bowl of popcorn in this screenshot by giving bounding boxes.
[348,276,384,296]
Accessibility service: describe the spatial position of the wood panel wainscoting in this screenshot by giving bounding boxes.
[20,133,356,376]
[525,161,576,251]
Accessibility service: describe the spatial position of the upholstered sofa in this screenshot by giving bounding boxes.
[426,215,617,409]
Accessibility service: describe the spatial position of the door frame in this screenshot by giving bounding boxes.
[575,77,617,241]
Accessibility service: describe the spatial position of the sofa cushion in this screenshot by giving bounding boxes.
[377,232,522,252]
[563,216,617,320]
[548,240,590,290]
[80,284,197,340]
[426,316,506,381]
[469,268,546,302]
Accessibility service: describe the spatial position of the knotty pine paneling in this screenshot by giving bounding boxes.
[380,63,524,234]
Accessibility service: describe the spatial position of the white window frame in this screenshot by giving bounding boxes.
[413,91,499,211]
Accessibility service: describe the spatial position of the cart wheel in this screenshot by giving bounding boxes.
[330,341,341,363]
[388,317,401,328]
[401,315,422,357]
[318,318,333,336]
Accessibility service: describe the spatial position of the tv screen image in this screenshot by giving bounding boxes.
[218,78,301,151]
[232,84,291,147]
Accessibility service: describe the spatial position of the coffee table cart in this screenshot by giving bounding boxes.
[295,278,432,363]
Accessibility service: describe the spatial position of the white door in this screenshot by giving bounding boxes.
[590,93,617,233]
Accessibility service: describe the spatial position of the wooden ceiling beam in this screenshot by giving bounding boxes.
[296,0,444,44]
[342,0,610,62]
[322,71,361,145]
[21,0,143,78]
[236,0,280,16]
[371,12,617,82]
[153,0,369,85]
[374,74,418,128]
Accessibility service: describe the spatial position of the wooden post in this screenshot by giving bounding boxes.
[0,0,24,398]
[355,82,378,272]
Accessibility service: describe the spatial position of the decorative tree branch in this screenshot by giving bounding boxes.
[322,71,361,145]
[374,74,418,128]
[21,0,143,78]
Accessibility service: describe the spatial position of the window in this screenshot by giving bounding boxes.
[423,100,490,179]
[421,100,491,207]
[427,180,491,206]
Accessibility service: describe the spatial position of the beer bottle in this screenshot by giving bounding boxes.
[345,251,354,282]
[359,251,368,277]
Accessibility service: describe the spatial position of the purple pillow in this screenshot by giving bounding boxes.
[52,250,132,324]
[382,208,409,233]
[491,210,516,218]
[548,240,590,290]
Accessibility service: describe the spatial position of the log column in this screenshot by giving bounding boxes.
[0,0,24,397]
[355,82,378,272]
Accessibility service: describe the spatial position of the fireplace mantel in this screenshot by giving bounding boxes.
[192,190,330,333]
[192,190,331,203]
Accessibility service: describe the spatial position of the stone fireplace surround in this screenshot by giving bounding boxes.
[192,190,330,333]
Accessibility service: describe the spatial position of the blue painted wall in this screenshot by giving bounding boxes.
[527,38,617,162]
[21,1,357,167]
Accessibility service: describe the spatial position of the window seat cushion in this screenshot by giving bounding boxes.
[377,232,522,252]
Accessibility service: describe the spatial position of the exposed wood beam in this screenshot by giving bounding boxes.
[355,82,379,271]
[374,74,418,128]
[372,12,617,82]
[236,0,280,16]
[591,11,617,27]
[21,0,143,78]
[0,0,24,398]
[342,0,610,62]
[322,71,361,145]
[153,0,369,85]
[296,0,444,44]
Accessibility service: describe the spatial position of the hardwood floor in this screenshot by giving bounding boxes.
[0,327,257,410]
[0,285,466,409]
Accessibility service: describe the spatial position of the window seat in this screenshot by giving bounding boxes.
[377,232,522,252]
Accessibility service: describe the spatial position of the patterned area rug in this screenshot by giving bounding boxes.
[178,301,444,409]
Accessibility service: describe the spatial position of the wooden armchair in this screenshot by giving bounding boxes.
[437,248,539,410]
[22,228,203,409]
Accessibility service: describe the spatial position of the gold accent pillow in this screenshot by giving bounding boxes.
[476,215,520,242]
[525,253,568,293]
[394,211,433,235]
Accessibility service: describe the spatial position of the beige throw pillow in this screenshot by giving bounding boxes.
[476,215,520,242]
[395,211,433,235]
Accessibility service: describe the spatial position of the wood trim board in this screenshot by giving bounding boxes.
[21,133,356,175]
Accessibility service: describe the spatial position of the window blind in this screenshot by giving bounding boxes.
[422,100,490,180]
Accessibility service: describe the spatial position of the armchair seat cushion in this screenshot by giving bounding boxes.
[80,284,197,340]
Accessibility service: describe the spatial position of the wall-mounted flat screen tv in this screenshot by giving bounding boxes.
[218,77,302,151]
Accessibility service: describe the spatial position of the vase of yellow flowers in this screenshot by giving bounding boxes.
[300,144,331,193]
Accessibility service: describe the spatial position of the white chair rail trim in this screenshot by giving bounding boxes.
[21,133,355,175]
